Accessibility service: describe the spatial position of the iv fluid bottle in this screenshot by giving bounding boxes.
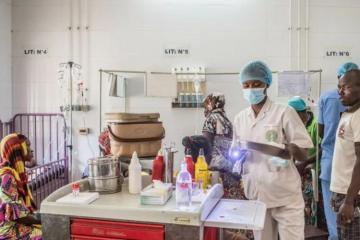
[176,162,192,210]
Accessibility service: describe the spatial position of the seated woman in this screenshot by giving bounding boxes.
[18,134,37,169]
[0,134,42,239]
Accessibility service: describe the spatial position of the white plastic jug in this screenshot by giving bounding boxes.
[129,151,142,194]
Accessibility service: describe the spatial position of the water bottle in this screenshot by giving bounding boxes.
[176,162,192,210]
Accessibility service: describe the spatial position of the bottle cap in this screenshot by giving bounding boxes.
[199,148,204,156]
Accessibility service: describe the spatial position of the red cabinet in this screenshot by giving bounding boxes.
[71,218,165,240]
[71,218,218,240]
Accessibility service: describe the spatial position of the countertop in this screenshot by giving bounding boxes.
[40,176,223,226]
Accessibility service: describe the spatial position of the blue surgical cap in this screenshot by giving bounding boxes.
[288,96,306,112]
[336,62,359,78]
[240,61,272,86]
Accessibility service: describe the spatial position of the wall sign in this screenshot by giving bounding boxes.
[164,45,190,56]
[325,50,351,57]
[24,48,48,55]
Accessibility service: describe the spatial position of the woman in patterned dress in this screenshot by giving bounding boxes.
[0,134,42,240]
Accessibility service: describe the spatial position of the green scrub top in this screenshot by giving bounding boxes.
[306,115,320,158]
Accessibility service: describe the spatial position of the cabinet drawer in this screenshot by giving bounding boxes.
[72,235,117,240]
[71,218,164,240]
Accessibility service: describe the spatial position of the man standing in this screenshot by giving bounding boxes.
[233,61,313,240]
[318,62,358,239]
[331,69,360,239]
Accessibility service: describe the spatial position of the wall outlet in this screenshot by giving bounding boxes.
[79,128,90,135]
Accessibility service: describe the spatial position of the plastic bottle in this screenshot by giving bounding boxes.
[152,150,165,181]
[129,151,142,194]
[195,148,209,190]
[176,162,192,210]
[184,148,195,180]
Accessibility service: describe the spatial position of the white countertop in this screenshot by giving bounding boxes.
[40,176,223,226]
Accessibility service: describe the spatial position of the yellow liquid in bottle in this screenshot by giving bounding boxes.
[195,155,209,190]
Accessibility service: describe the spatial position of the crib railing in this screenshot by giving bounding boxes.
[0,120,11,140]
[27,159,67,208]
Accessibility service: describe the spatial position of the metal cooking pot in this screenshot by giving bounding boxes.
[88,157,123,193]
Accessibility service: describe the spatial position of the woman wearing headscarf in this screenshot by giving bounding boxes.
[202,93,252,240]
[0,134,42,239]
[233,61,313,240]
[17,134,37,169]
[288,97,325,227]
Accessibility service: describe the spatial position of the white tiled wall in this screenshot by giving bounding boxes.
[11,0,360,179]
[0,0,12,121]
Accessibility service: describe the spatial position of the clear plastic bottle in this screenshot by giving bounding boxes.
[176,162,192,210]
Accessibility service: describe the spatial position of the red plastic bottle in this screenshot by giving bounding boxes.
[184,148,195,181]
[152,151,165,181]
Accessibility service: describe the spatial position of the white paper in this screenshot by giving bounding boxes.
[277,71,311,97]
[56,192,99,204]
[204,199,266,230]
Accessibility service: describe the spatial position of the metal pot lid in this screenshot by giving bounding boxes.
[88,157,119,165]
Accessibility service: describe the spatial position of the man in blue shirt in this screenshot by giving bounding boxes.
[318,62,358,240]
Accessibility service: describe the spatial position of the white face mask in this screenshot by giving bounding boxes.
[242,88,266,104]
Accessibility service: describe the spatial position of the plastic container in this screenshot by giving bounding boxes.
[152,150,165,182]
[195,148,209,190]
[72,183,80,197]
[176,162,192,210]
[128,151,142,194]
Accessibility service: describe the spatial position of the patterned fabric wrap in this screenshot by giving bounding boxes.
[332,193,360,240]
[202,109,233,138]
[0,134,36,212]
[210,136,235,171]
[203,93,226,110]
[202,104,233,170]
[98,129,111,156]
[221,171,254,240]
[0,173,43,239]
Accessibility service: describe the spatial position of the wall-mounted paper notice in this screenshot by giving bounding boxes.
[277,71,310,97]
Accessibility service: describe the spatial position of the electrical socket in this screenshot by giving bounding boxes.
[79,128,90,135]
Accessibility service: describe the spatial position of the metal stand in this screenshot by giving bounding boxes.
[58,61,82,181]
